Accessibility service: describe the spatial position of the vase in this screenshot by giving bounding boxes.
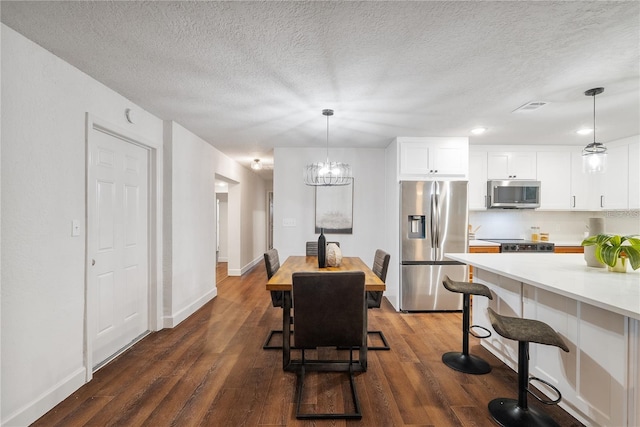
[608,257,627,273]
[584,218,605,268]
[317,228,326,268]
[326,243,342,267]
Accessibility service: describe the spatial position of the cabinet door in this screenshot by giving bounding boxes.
[536,152,571,209]
[508,152,537,179]
[603,145,629,209]
[570,151,602,210]
[487,153,510,179]
[487,152,536,179]
[399,141,430,175]
[430,139,468,177]
[469,151,488,209]
[628,141,640,209]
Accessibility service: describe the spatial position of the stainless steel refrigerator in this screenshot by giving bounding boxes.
[400,181,468,311]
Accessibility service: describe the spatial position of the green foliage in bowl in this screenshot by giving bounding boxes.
[581,234,640,271]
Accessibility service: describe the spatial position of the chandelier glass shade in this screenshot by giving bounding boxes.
[303,109,352,186]
[582,87,607,174]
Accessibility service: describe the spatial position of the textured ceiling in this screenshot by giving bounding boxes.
[2,1,639,179]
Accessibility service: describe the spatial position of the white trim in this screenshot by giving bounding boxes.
[162,288,218,328]
[229,255,263,276]
[3,367,85,427]
[84,113,163,383]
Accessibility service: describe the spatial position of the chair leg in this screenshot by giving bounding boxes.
[488,341,561,427]
[262,329,283,350]
[367,330,391,351]
[442,294,491,374]
[262,329,295,350]
[295,348,362,420]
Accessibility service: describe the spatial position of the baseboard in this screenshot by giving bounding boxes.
[228,255,263,276]
[162,287,218,328]
[3,367,86,427]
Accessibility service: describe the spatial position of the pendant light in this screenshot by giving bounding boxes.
[303,109,352,186]
[582,87,607,174]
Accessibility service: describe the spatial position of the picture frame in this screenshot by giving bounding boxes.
[315,179,353,234]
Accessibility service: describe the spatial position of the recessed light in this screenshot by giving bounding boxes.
[576,128,593,135]
[471,127,487,135]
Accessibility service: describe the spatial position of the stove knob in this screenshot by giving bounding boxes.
[511,245,517,251]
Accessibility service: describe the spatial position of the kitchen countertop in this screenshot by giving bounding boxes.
[445,253,640,320]
[468,240,500,247]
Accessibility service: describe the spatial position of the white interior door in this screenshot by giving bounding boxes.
[88,128,149,368]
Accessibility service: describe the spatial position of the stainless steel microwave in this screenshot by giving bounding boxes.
[487,180,540,209]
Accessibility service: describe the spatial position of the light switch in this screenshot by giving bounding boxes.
[72,220,81,237]
[282,218,296,227]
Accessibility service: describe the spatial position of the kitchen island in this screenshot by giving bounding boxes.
[446,253,639,427]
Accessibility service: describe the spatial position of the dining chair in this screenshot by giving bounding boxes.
[367,249,391,350]
[262,248,289,350]
[292,271,365,420]
[305,240,339,256]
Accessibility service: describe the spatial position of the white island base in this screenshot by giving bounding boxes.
[446,253,639,427]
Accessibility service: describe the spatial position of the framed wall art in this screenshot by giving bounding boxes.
[315,179,353,234]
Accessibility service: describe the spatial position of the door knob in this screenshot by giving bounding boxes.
[91,259,96,266]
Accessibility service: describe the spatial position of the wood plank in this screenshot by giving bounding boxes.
[32,262,584,427]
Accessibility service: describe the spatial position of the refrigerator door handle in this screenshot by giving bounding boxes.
[429,194,437,257]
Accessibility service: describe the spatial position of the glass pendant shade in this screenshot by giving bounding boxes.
[304,109,352,186]
[582,142,607,173]
[582,87,607,174]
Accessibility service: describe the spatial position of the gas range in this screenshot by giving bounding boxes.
[481,239,555,253]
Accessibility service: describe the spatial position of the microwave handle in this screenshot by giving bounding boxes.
[486,195,491,208]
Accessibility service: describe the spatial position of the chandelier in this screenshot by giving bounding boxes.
[582,87,607,174]
[303,109,352,186]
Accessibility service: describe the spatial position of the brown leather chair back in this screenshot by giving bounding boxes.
[367,249,390,309]
[264,249,283,307]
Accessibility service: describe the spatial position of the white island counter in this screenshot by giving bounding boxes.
[446,253,639,427]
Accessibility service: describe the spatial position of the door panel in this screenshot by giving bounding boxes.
[89,129,149,368]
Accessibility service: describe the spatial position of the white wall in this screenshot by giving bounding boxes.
[1,24,269,425]
[1,25,164,425]
[273,147,387,269]
[163,122,218,327]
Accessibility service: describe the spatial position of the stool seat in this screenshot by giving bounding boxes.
[486,307,570,427]
[488,308,569,352]
[441,275,493,375]
[442,277,493,300]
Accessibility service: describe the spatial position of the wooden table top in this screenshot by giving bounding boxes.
[266,256,386,291]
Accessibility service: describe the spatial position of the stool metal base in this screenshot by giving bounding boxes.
[488,398,560,427]
[442,351,491,375]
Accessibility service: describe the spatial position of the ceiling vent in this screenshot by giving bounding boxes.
[512,101,548,113]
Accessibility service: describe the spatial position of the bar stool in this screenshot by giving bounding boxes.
[487,307,570,427]
[441,275,493,374]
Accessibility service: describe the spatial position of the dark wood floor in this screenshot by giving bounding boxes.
[33,263,584,426]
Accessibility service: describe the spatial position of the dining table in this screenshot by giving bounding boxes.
[266,255,386,371]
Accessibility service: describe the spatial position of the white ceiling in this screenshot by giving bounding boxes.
[2,1,639,179]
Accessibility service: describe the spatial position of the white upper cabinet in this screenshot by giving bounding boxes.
[398,137,468,179]
[537,151,571,209]
[570,151,603,210]
[468,150,488,210]
[629,141,640,209]
[602,144,630,209]
[487,152,537,179]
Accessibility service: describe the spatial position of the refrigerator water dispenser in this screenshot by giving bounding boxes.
[408,215,425,239]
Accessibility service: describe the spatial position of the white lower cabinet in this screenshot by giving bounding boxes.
[473,268,633,426]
